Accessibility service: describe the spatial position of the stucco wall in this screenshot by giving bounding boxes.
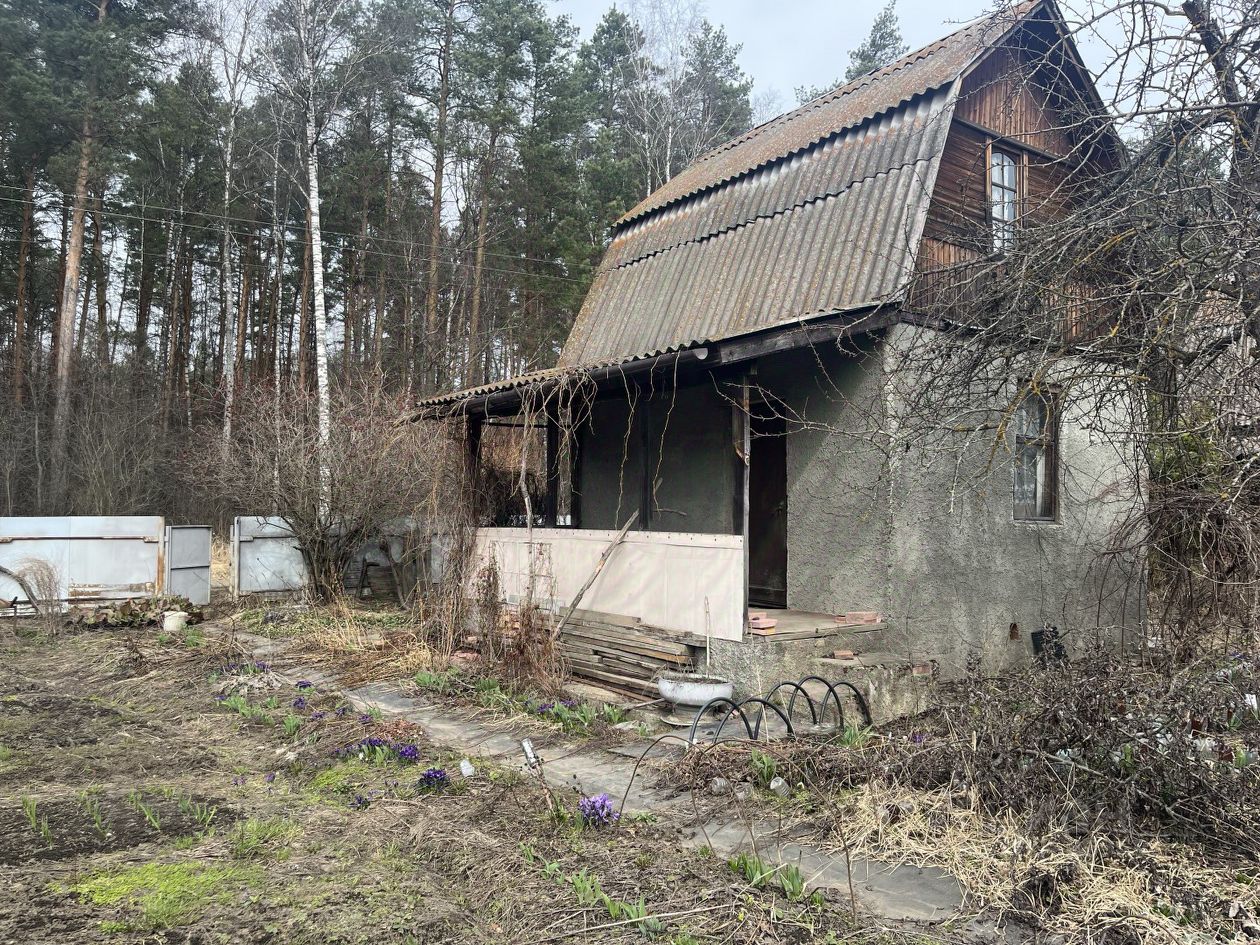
[576,379,736,534]
[877,324,1144,674]
[754,342,892,617]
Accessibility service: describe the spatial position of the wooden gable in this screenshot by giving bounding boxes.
[919,10,1118,272]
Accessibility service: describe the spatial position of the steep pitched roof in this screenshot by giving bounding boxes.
[556,1,1041,368]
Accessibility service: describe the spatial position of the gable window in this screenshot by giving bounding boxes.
[989,147,1020,250]
[1014,391,1058,521]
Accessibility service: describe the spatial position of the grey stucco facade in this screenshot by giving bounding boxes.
[573,327,1144,677]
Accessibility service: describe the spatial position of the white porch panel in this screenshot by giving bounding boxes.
[472,528,745,641]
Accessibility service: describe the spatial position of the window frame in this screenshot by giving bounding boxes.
[1012,389,1059,523]
[986,142,1026,252]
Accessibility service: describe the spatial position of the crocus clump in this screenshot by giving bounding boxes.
[417,767,449,792]
[335,737,422,765]
[578,792,619,828]
[296,680,314,689]
[292,696,309,710]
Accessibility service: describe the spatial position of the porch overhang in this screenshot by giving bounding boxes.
[404,303,896,422]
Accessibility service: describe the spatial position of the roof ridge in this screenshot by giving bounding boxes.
[614,1,1042,228]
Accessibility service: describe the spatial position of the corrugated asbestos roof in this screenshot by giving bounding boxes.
[615,2,1038,227]
[418,2,1045,410]
[560,88,956,366]
[558,3,1040,368]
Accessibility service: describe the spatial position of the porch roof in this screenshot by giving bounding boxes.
[406,304,893,420]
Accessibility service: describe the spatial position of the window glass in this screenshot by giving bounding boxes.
[990,149,1019,250]
[1014,393,1056,520]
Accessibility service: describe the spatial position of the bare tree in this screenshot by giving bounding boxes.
[263,0,376,517]
[211,0,262,457]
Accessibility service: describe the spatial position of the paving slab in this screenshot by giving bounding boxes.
[228,627,965,925]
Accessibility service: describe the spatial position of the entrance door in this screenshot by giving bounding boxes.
[748,412,787,607]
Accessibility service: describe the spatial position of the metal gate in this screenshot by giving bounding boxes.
[0,516,165,607]
[232,516,308,596]
[164,525,212,605]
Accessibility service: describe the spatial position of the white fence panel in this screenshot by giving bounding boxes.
[165,525,212,605]
[232,517,308,596]
[469,527,745,641]
[0,516,166,606]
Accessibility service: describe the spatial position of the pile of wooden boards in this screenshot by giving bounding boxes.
[550,609,697,698]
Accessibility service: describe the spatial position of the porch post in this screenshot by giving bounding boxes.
[733,371,751,634]
[465,414,483,506]
[544,415,560,527]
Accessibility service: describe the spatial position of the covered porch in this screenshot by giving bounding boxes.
[412,314,891,682]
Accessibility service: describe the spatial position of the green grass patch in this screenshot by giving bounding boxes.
[69,862,259,930]
[308,759,375,796]
[229,817,301,859]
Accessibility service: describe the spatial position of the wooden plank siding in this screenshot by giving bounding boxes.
[912,30,1115,340]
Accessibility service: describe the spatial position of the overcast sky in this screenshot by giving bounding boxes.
[549,1,1003,111]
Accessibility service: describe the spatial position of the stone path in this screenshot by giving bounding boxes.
[235,630,964,925]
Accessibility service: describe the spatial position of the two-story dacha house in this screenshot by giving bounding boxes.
[414,0,1144,696]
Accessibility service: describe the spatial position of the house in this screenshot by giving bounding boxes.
[413,0,1144,697]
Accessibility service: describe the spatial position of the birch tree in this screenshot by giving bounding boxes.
[264,0,375,517]
[211,0,261,456]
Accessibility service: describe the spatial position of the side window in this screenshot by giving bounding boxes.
[1014,391,1058,521]
[989,148,1019,250]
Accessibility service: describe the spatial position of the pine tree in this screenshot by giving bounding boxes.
[794,1,908,104]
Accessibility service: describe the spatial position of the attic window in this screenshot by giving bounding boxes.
[1013,391,1058,522]
[989,148,1020,251]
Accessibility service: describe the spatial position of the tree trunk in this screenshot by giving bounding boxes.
[423,0,455,393]
[298,206,312,390]
[220,104,238,455]
[134,203,154,373]
[50,116,95,510]
[306,105,333,519]
[91,199,109,364]
[12,166,34,405]
[468,127,499,389]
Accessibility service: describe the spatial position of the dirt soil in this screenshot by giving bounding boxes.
[0,622,917,945]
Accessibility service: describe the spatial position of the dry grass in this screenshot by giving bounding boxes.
[675,652,1260,944]
[835,782,1258,943]
[209,538,232,590]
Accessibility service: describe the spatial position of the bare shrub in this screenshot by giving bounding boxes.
[18,556,63,635]
[186,377,467,603]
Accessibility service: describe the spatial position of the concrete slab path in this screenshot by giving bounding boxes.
[232,630,965,925]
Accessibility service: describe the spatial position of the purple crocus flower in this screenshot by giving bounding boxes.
[310,711,328,721]
[394,743,420,763]
[231,774,247,787]
[293,696,308,710]
[296,680,314,689]
[417,767,449,792]
[264,772,277,784]
[559,699,579,710]
[578,792,619,828]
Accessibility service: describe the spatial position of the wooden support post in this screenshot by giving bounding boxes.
[570,420,583,529]
[544,415,560,527]
[465,414,483,509]
[734,372,751,634]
